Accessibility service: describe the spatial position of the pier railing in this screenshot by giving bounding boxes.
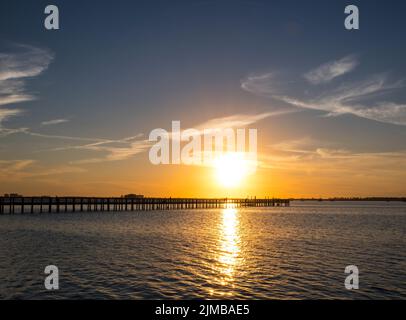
[0,197,289,214]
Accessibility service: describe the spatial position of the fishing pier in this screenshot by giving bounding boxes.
[0,196,290,214]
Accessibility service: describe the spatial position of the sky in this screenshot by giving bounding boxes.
[0,0,406,197]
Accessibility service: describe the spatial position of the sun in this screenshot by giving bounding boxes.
[213,152,254,188]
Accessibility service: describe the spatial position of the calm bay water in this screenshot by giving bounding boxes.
[0,201,405,299]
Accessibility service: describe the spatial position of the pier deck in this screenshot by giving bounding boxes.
[0,197,289,214]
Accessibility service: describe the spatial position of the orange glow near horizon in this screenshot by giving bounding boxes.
[1,144,406,198]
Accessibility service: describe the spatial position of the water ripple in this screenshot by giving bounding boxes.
[0,202,405,299]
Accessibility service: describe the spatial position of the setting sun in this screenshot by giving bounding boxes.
[213,153,255,188]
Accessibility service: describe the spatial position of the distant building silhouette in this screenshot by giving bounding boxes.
[4,193,23,198]
[123,194,144,199]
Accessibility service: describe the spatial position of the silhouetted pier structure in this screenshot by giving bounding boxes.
[0,196,289,214]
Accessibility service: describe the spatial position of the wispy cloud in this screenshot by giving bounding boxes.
[279,74,406,124]
[24,130,116,142]
[0,44,53,134]
[0,45,53,106]
[41,118,69,126]
[70,139,150,164]
[45,112,281,165]
[163,111,296,144]
[0,108,27,139]
[0,45,53,81]
[304,55,358,84]
[0,108,22,126]
[261,138,406,179]
[70,112,276,165]
[0,159,86,181]
[0,159,35,172]
[241,55,406,125]
[34,133,148,164]
[195,110,295,130]
[0,159,36,180]
[241,73,276,98]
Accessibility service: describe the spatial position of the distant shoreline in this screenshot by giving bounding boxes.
[291,198,406,202]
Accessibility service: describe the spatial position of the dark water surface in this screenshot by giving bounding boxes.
[0,201,405,299]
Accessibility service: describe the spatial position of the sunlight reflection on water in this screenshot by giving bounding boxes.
[219,208,240,279]
[208,206,241,297]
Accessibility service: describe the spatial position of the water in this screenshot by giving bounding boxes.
[0,201,405,299]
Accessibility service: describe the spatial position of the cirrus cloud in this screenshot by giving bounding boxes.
[304,55,359,85]
[241,55,406,126]
[0,45,53,127]
[41,118,70,126]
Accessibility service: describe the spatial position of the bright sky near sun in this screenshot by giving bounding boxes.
[0,0,406,197]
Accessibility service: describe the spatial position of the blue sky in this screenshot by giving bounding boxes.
[0,0,405,196]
